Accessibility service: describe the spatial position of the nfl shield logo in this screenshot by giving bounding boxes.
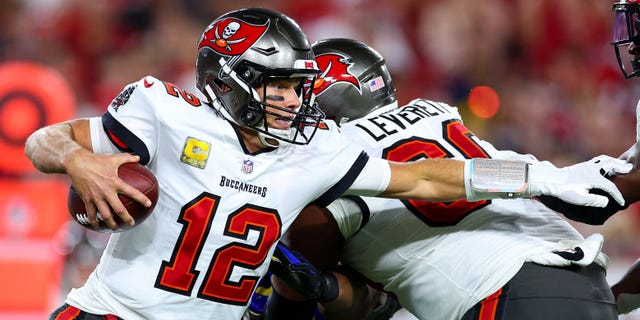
[241,159,254,174]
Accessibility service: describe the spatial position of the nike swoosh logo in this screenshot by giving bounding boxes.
[552,247,585,261]
[144,78,154,88]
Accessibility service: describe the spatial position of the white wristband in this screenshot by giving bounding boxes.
[464,158,529,201]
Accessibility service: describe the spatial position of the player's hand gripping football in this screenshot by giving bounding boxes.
[527,155,632,207]
[620,99,640,168]
[64,149,152,231]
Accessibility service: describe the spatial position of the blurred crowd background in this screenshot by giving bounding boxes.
[1,0,640,319]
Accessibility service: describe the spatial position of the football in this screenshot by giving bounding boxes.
[67,162,159,233]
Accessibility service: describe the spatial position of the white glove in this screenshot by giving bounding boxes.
[527,155,632,207]
[620,99,640,168]
[620,144,639,167]
[526,233,605,268]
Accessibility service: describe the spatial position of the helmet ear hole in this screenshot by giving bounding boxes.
[214,79,232,93]
[241,101,262,125]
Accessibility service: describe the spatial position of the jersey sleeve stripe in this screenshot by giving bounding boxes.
[313,151,369,207]
[102,111,151,165]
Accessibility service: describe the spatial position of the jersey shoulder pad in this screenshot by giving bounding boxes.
[408,98,462,119]
[137,75,162,91]
[310,119,340,136]
[132,75,204,108]
[307,119,365,158]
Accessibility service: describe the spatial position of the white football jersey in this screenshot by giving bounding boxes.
[65,76,378,320]
[330,99,606,320]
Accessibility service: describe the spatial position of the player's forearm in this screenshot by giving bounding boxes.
[414,158,467,201]
[383,159,466,201]
[25,122,88,174]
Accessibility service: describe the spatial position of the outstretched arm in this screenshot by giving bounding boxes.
[381,159,465,201]
[619,99,640,168]
[616,98,640,203]
[375,155,631,208]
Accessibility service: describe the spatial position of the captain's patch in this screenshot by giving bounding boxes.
[181,137,211,169]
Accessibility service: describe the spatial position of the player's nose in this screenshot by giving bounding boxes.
[284,88,301,110]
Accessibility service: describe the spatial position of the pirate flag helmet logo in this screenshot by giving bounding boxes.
[313,53,361,96]
[198,17,269,56]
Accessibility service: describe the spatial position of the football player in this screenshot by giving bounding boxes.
[26,8,630,320]
[609,0,640,315]
[264,38,640,320]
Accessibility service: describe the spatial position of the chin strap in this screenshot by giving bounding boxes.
[258,132,281,148]
[258,129,293,148]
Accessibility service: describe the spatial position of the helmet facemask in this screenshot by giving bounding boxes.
[248,72,325,147]
[612,1,640,79]
[204,58,323,146]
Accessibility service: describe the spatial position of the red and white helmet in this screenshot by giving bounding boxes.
[196,8,323,145]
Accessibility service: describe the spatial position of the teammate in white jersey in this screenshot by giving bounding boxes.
[263,38,640,320]
[24,8,631,320]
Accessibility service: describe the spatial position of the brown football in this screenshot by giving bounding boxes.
[67,162,159,232]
